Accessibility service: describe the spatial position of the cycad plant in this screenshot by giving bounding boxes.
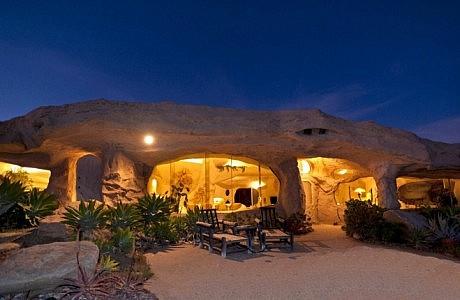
[62,200,107,240]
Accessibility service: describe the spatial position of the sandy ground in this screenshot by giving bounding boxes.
[144,225,460,300]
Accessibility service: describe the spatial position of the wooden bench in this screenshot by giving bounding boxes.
[196,209,253,258]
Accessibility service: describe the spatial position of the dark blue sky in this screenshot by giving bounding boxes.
[1,1,459,143]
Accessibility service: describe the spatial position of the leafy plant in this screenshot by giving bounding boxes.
[180,206,202,242]
[284,212,313,234]
[433,189,458,208]
[59,253,114,299]
[19,188,58,226]
[428,213,460,242]
[0,176,27,217]
[406,226,430,250]
[111,227,135,254]
[136,193,171,229]
[145,219,179,245]
[108,201,142,231]
[62,200,107,240]
[99,255,120,273]
[343,199,386,240]
[166,183,189,213]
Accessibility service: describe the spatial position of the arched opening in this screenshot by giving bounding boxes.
[0,162,51,190]
[298,157,375,223]
[148,154,280,212]
[396,177,459,208]
[76,154,102,201]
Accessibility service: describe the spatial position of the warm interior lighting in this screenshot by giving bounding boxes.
[151,179,157,194]
[213,197,223,204]
[225,159,247,167]
[144,135,154,145]
[354,187,366,200]
[180,158,204,164]
[337,169,348,175]
[299,160,311,174]
[250,181,266,189]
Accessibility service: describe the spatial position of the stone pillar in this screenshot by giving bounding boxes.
[371,163,400,209]
[271,157,305,216]
[45,157,77,207]
[101,150,146,205]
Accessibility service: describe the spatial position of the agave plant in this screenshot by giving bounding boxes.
[108,201,142,231]
[111,227,136,254]
[136,193,171,230]
[62,200,107,240]
[181,206,202,242]
[58,254,115,299]
[428,213,460,242]
[19,188,59,226]
[0,176,27,216]
[99,255,120,273]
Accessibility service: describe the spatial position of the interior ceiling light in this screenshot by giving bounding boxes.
[180,158,204,164]
[144,135,154,145]
[337,169,348,175]
[225,159,246,167]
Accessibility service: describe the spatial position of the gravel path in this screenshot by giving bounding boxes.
[144,225,460,300]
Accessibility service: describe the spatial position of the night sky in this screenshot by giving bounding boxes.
[1,1,459,143]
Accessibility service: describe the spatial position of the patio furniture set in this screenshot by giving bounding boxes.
[196,206,294,258]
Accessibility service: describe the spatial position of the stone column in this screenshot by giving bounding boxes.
[45,157,77,207]
[371,163,400,209]
[101,150,146,205]
[271,157,305,216]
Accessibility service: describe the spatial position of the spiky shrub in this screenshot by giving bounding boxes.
[181,206,202,242]
[428,213,460,243]
[136,193,171,230]
[62,200,107,240]
[146,219,179,245]
[406,226,430,250]
[20,188,59,226]
[0,176,28,227]
[108,201,142,231]
[343,199,386,240]
[111,227,136,254]
[99,255,120,273]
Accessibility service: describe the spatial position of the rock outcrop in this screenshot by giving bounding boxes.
[0,99,459,217]
[0,241,99,295]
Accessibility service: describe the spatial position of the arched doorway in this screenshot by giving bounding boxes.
[76,155,102,201]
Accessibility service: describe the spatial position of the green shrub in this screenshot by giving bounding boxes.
[343,199,386,240]
[0,176,28,218]
[136,193,171,230]
[107,201,142,231]
[20,188,59,226]
[179,206,202,242]
[62,200,107,240]
[377,221,407,244]
[145,219,179,245]
[406,226,430,250]
[284,212,313,234]
[111,227,135,254]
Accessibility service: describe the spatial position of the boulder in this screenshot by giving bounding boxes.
[0,241,99,295]
[383,209,428,229]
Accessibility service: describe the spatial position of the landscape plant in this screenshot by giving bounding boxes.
[62,200,107,240]
[343,199,386,240]
[136,193,171,230]
[107,201,142,231]
[0,175,57,229]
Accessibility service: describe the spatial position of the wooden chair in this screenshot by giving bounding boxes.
[196,209,253,258]
[256,206,294,251]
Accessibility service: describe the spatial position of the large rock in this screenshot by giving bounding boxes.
[383,209,429,229]
[0,241,99,295]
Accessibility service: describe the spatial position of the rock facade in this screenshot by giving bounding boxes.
[0,99,459,219]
